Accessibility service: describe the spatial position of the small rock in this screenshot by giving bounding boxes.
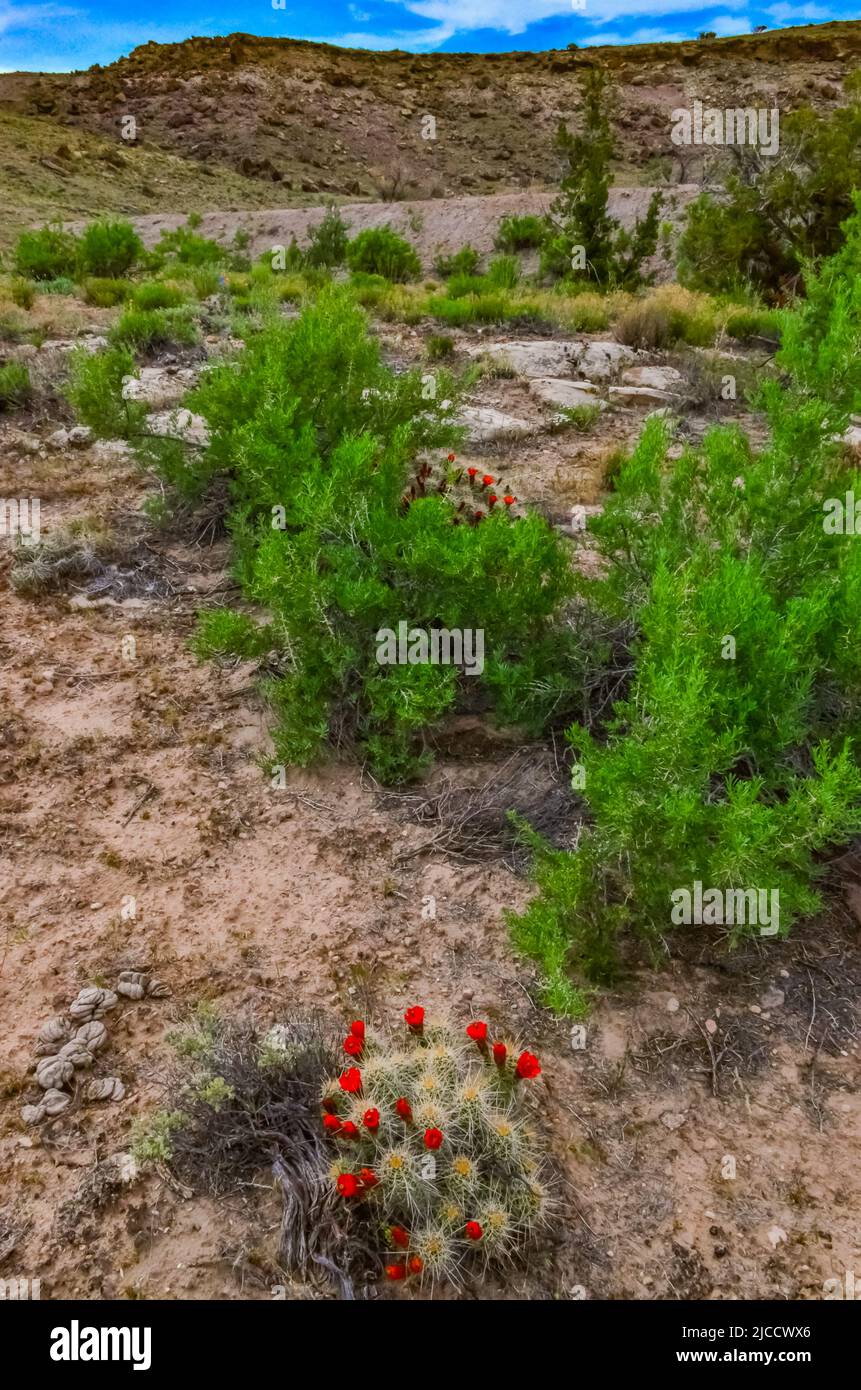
[767,1225,788,1248]
[661,1111,687,1131]
[760,986,785,1010]
[666,996,680,1013]
[67,425,93,449]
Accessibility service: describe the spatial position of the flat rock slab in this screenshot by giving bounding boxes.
[467,340,580,378]
[621,365,683,392]
[458,404,536,444]
[122,367,199,409]
[146,409,210,448]
[609,384,675,406]
[529,378,604,410]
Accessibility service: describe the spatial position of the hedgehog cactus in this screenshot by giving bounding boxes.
[321,1007,549,1288]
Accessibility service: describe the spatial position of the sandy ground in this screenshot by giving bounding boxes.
[0,310,859,1302]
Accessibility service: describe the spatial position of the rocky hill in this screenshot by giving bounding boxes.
[0,22,859,241]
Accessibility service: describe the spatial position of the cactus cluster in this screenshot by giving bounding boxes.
[322,1006,551,1288]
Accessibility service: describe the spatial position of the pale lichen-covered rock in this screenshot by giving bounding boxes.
[621,365,683,393]
[466,340,580,378]
[529,378,606,411]
[122,366,198,410]
[145,408,210,448]
[458,404,535,444]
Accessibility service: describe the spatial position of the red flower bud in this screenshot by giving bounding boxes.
[339,1067,362,1094]
[337,1172,359,1198]
[358,1167,378,1188]
[473,510,484,521]
[515,1050,541,1080]
[340,1120,359,1140]
[424,1127,443,1150]
[349,1020,366,1041]
[482,474,494,487]
[467,467,478,479]
[447,453,456,463]
[395,1097,413,1122]
[323,1114,341,1133]
[465,1220,483,1241]
[363,1107,380,1131]
[503,495,516,506]
[386,1263,407,1281]
[466,1020,488,1047]
[344,1034,363,1057]
[390,1225,410,1250]
[404,1005,425,1032]
[488,494,498,507]
[408,1256,423,1274]
[492,1041,507,1068]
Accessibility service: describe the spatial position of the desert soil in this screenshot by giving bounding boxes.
[1,305,859,1302]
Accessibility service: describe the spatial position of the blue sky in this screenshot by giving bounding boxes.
[0,0,855,72]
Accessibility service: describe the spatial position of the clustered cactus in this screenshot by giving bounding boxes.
[321,1006,550,1288]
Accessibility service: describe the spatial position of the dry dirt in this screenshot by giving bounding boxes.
[1,307,860,1303]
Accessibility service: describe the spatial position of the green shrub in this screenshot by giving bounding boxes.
[493,215,547,252]
[154,220,223,266]
[433,245,481,277]
[110,306,198,351]
[426,334,455,360]
[486,255,520,290]
[346,226,421,282]
[507,216,861,1002]
[0,361,31,409]
[10,278,35,309]
[37,276,77,296]
[615,287,717,349]
[82,276,131,308]
[78,219,144,278]
[724,307,781,341]
[305,205,351,268]
[14,223,79,280]
[131,280,186,311]
[66,345,145,439]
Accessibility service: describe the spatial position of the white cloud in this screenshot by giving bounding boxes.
[766,2,830,19]
[0,1,77,34]
[381,0,748,36]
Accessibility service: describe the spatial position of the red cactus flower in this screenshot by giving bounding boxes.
[386,1263,407,1281]
[395,1097,413,1122]
[337,1172,359,1198]
[447,453,457,463]
[363,1107,380,1131]
[404,1005,425,1032]
[408,1256,424,1275]
[424,1127,443,1150]
[390,1225,410,1250]
[344,1034,363,1057]
[339,1067,362,1094]
[350,1020,366,1041]
[465,1220,483,1241]
[467,467,478,479]
[323,1114,341,1133]
[358,1167,379,1188]
[488,494,498,507]
[515,1050,541,1080]
[492,1041,507,1068]
[482,474,494,487]
[466,1020,488,1047]
[340,1121,359,1140]
[503,495,516,506]
[473,510,484,521]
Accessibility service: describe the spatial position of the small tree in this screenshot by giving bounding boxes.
[542,67,662,290]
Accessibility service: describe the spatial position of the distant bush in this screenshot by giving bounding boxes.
[14,224,79,281]
[724,307,781,341]
[305,205,351,269]
[493,215,547,252]
[426,334,455,360]
[78,219,144,278]
[66,345,145,439]
[615,286,717,349]
[154,220,223,266]
[38,275,78,296]
[10,278,35,309]
[433,245,481,278]
[131,281,186,311]
[83,277,131,308]
[110,306,198,351]
[0,361,31,409]
[485,255,520,289]
[346,226,421,282]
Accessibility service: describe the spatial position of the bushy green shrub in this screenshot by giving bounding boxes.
[493,215,547,252]
[346,226,421,282]
[37,275,77,296]
[724,307,781,342]
[110,305,198,350]
[153,220,223,266]
[177,288,575,780]
[433,245,481,278]
[82,276,131,307]
[305,205,351,268]
[0,360,31,409]
[615,286,717,349]
[131,280,186,311]
[78,219,144,278]
[14,223,79,280]
[65,345,145,439]
[10,278,35,309]
[508,210,861,1004]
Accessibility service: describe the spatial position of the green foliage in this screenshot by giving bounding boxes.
[110,305,198,350]
[305,204,351,268]
[677,72,861,297]
[82,276,131,307]
[131,280,186,311]
[153,219,224,266]
[0,360,31,409]
[615,286,717,349]
[191,609,274,660]
[132,1110,186,1164]
[77,218,144,278]
[433,245,480,277]
[346,226,421,282]
[10,278,35,309]
[169,287,574,781]
[14,222,79,280]
[509,209,861,1001]
[37,275,77,295]
[724,307,781,341]
[426,334,455,360]
[65,345,145,440]
[544,68,662,291]
[493,215,547,252]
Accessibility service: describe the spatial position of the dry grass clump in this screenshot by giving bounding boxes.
[615,284,720,349]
